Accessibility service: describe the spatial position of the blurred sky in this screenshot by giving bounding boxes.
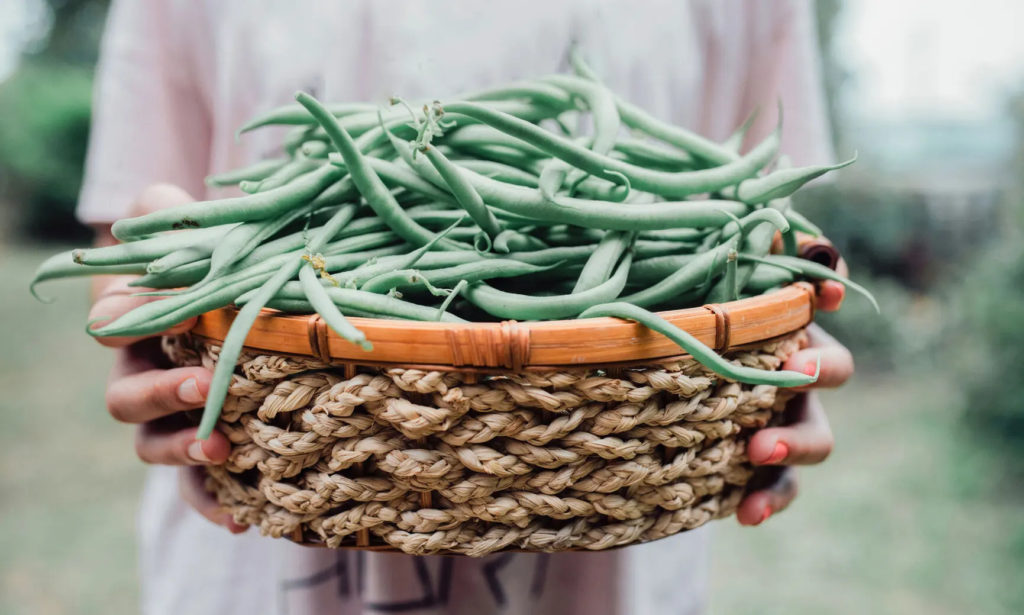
[838,0,1024,124]
[1,0,1022,124]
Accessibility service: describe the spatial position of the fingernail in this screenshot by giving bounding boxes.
[762,441,789,465]
[803,362,817,376]
[187,440,211,463]
[759,506,772,525]
[178,378,204,404]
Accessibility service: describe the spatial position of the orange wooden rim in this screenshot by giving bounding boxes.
[191,282,816,369]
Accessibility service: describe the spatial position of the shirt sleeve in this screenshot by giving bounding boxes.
[77,0,211,225]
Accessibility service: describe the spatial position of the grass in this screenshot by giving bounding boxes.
[0,241,1020,614]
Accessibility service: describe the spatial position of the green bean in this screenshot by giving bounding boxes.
[734,155,857,204]
[300,140,332,159]
[263,298,394,318]
[297,92,469,251]
[450,159,539,187]
[196,200,365,439]
[445,142,546,173]
[360,259,554,295]
[267,284,469,323]
[444,124,548,158]
[196,202,323,288]
[359,219,463,290]
[723,107,759,153]
[146,245,211,274]
[724,250,739,301]
[578,302,818,386]
[491,230,548,253]
[111,164,342,239]
[442,101,780,197]
[468,169,750,230]
[619,239,736,308]
[720,208,790,240]
[569,48,737,165]
[299,263,371,349]
[462,251,632,320]
[784,209,823,237]
[72,226,230,266]
[241,156,322,193]
[638,228,704,243]
[421,144,503,243]
[206,157,287,188]
[740,254,880,312]
[31,252,146,302]
[706,221,775,304]
[613,138,696,172]
[573,231,633,293]
[745,264,795,291]
[627,252,699,285]
[238,102,380,133]
[540,74,620,156]
[463,80,574,110]
[435,279,468,320]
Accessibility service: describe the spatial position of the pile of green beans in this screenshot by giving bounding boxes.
[34,58,872,439]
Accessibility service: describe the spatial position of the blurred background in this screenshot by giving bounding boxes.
[0,0,1022,613]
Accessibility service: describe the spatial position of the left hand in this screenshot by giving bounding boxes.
[735,276,854,526]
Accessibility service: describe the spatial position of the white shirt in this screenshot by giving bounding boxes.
[78,2,830,614]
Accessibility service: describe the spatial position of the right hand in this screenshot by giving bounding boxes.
[89,184,247,534]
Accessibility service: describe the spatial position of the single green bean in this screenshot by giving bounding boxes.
[734,156,857,204]
[578,302,818,386]
[299,263,371,349]
[573,231,633,293]
[72,226,230,266]
[421,144,504,241]
[111,164,342,239]
[740,253,879,312]
[206,158,287,188]
[31,252,146,302]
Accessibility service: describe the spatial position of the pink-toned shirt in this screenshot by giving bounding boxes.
[79,2,831,614]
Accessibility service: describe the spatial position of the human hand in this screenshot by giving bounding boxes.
[90,184,246,533]
[735,273,854,525]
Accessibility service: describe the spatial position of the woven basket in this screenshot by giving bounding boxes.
[163,282,816,556]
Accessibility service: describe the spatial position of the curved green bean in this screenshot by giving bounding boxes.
[578,302,818,387]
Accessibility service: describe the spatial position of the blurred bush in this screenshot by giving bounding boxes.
[954,233,1024,471]
[0,60,93,240]
[0,0,108,242]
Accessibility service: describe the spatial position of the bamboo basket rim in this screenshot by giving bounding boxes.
[190,282,816,371]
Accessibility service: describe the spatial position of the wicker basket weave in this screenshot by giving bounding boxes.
[164,283,816,556]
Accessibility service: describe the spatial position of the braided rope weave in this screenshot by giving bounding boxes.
[164,329,806,556]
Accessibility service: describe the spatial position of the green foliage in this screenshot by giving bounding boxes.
[0,59,93,239]
[954,232,1024,469]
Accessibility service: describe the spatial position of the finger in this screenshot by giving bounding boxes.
[737,468,798,526]
[784,323,854,390]
[89,280,197,348]
[133,183,196,216]
[178,466,249,533]
[135,423,231,466]
[107,366,213,423]
[748,392,833,466]
[816,280,846,312]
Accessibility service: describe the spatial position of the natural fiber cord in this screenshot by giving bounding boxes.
[164,329,806,556]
